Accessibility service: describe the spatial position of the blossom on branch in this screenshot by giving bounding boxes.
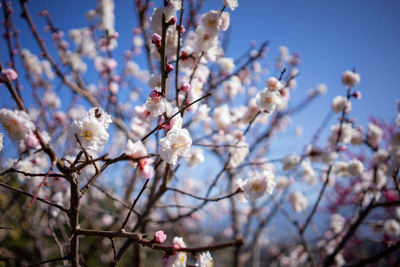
[256,88,282,113]
[196,251,213,267]
[0,109,35,145]
[146,87,167,118]
[68,107,112,154]
[341,70,360,88]
[289,191,308,213]
[238,170,276,201]
[223,0,239,11]
[163,236,187,267]
[160,127,192,165]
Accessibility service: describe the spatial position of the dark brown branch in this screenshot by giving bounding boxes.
[76,228,243,253]
[110,238,118,266]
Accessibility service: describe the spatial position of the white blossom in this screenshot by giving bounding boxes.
[196,251,213,267]
[125,140,147,158]
[223,0,238,11]
[160,128,192,165]
[289,191,308,213]
[367,123,383,148]
[164,237,187,267]
[383,219,400,236]
[281,153,301,171]
[42,91,61,109]
[145,88,167,118]
[213,104,232,131]
[330,213,345,234]
[316,83,327,95]
[301,160,317,185]
[228,140,249,168]
[186,148,205,166]
[241,170,276,201]
[256,89,282,113]
[341,70,360,88]
[0,109,35,143]
[334,161,350,177]
[373,149,389,164]
[347,159,364,176]
[98,0,115,34]
[68,107,112,154]
[276,176,290,191]
[266,77,282,91]
[218,57,235,74]
[331,96,351,114]
[223,75,243,99]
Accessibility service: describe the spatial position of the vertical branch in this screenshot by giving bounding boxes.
[2,0,21,96]
[160,14,168,96]
[174,0,185,107]
[68,173,81,267]
[110,238,118,266]
[0,61,26,111]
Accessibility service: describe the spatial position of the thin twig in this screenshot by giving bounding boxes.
[121,178,149,231]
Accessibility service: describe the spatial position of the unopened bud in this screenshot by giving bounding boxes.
[153,230,167,243]
[151,33,162,48]
[177,25,185,34]
[352,91,362,99]
[166,63,174,74]
[181,84,190,92]
[167,17,177,26]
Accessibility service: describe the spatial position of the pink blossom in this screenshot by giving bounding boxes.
[24,134,40,149]
[1,68,18,82]
[153,230,167,244]
[151,33,162,48]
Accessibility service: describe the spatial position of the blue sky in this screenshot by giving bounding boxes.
[1,0,400,157]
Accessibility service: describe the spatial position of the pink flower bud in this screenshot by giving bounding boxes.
[138,159,154,178]
[167,17,177,26]
[153,230,167,244]
[1,68,18,82]
[353,91,362,99]
[177,25,185,34]
[181,84,190,92]
[151,33,162,48]
[166,63,174,74]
